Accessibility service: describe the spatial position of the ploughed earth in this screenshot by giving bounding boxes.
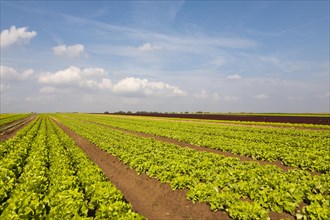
[111,113,330,125]
[0,115,36,142]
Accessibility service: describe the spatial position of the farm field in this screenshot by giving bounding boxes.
[0,113,31,128]
[0,115,144,219]
[1,113,330,219]
[0,113,36,142]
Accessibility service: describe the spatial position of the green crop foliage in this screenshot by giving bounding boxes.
[53,113,330,219]
[0,113,31,127]
[65,113,330,173]
[0,115,144,219]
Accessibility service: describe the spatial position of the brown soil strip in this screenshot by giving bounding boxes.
[52,118,231,220]
[111,115,329,131]
[109,113,330,125]
[0,115,36,142]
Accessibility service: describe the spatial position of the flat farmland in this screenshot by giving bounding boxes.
[1,113,329,219]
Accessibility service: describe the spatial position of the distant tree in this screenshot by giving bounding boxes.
[104,111,109,114]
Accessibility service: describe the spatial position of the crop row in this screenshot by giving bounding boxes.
[0,115,144,219]
[0,113,31,127]
[66,114,330,173]
[54,114,330,219]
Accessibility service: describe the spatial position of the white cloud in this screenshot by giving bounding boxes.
[38,66,186,97]
[81,67,106,77]
[112,77,186,97]
[38,66,112,90]
[39,66,82,84]
[98,78,112,89]
[53,44,86,57]
[0,65,17,81]
[137,43,162,52]
[0,26,37,48]
[0,65,34,81]
[22,69,34,79]
[253,94,268,99]
[0,65,34,94]
[227,74,242,80]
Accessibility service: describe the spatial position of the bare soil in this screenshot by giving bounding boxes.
[53,119,231,220]
[110,113,330,125]
[0,115,36,142]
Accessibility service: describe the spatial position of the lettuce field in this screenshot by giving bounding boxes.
[1,113,329,219]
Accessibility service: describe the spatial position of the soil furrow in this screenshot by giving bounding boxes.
[0,115,36,142]
[52,118,230,220]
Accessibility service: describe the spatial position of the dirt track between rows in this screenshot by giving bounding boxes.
[111,113,330,125]
[0,115,36,142]
[52,118,230,220]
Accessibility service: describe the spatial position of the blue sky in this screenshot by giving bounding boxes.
[1,1,329,113]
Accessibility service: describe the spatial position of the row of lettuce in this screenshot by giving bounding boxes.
[0,115,144,219]
[54,114,330,219]
[66,113,330,173]
[0,113,31,128]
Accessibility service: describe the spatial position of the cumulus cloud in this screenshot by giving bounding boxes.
[38,66,111,90]
[0,65,34,81]
[81,67,106,77]
[39,66,81,84]
[112,77,186,97]
[0,65,34,94]
[227,74,242,80]
[38,66,186,97]
[253,94,268,99]
[53,44,86,57]
[98,78,112,89]
[0,26,37,48]
[22,69,34,79]
[137,43,162,52]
